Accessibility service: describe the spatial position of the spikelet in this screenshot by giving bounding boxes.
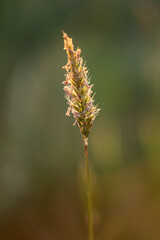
[62,31,100,142]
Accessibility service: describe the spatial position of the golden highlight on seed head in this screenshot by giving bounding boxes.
[62,31,100,140]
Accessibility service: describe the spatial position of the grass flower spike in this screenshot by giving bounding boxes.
[62,31,100,240]
[62,31,100,144]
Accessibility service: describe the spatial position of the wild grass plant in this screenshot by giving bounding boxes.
[62,32,100,240]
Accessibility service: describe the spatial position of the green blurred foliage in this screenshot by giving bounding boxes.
[0,0,160,239]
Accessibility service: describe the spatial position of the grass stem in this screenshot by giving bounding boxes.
[84,139,94,240]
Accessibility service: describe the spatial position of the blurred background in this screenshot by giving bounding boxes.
[0,0,160,239]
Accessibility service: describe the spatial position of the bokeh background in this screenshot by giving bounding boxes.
[0,0,160,239]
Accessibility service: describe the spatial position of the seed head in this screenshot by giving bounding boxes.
[62,31,100,141]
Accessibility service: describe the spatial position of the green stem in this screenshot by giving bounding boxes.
[84,138,94,240]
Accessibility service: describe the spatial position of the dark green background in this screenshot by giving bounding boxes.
[0,0,160,239]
